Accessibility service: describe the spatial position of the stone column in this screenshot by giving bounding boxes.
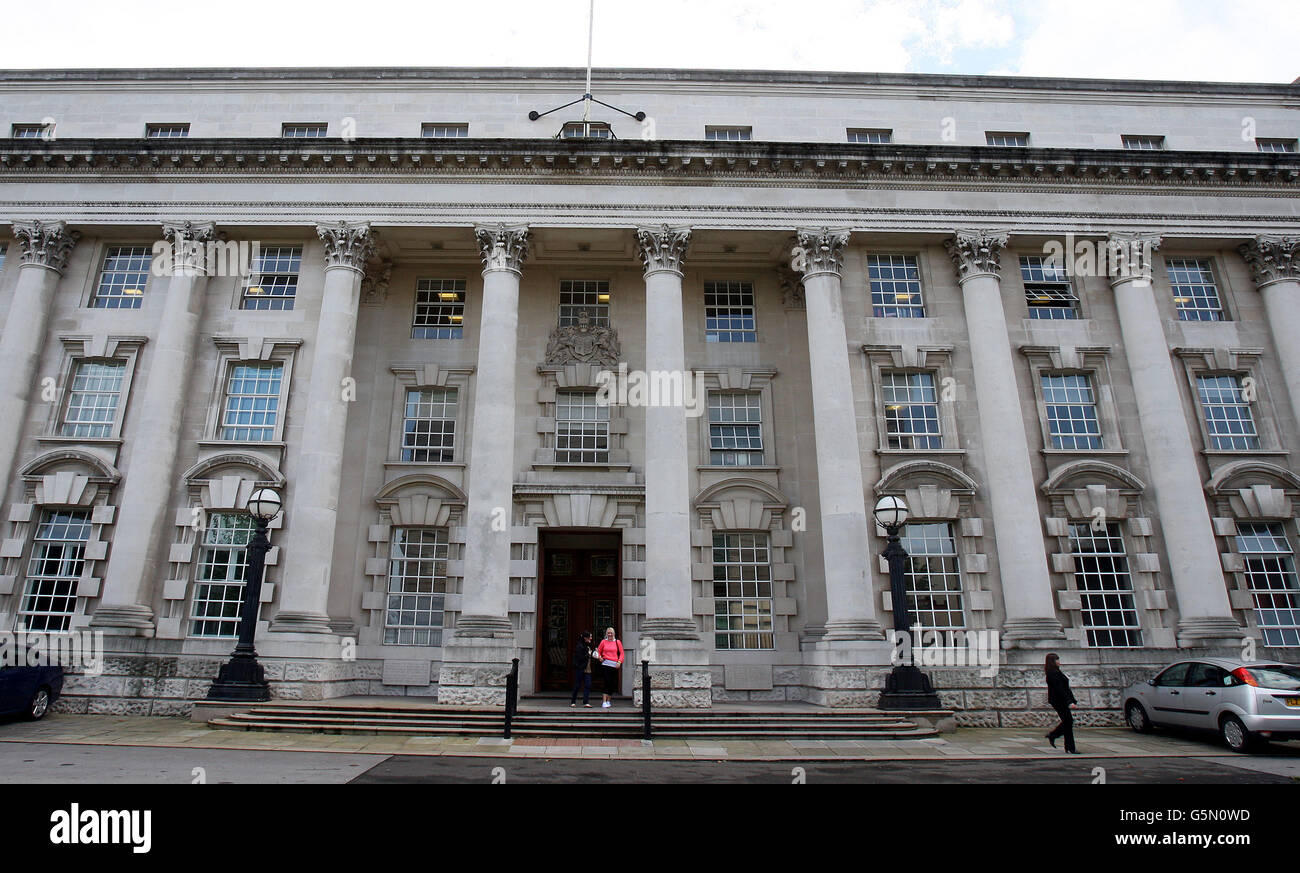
[635,224,710,708]
[92,221,215,635]
[1107,232,1242,646]
[1240,236,1300,430]
[271,221,373,635]
[0,220,79,492]
[437,224,530,706]
[946,230,1065,648]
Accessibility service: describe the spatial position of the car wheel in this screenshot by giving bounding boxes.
[26,687,51,721]
[1220,714,1254,753]
[1126,701,1152,734]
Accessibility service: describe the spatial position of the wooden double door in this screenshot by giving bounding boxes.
[538,541,619,692]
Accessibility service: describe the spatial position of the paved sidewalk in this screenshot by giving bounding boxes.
[4,714,1294,761]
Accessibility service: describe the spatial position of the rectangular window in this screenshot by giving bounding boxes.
[241,245,302,310]
[412,278,466,339]
[848,128,893,144]
[713,533,774,650]
[1166,258,1224,322]
[1042,374,1103,450]
[1121,135,1166,150]
[60,360,126,438]
[561,121,612,139]
[90,245,151,309]
[401,388,457,462]
[1196,375,1260,451]
[189,513,255,638]
[282,123,327,138]
[1235,523,1300,647]
[868,254,925,318]
[901,523,965,631]
[1069,522,1143,648]
[705,126,752,141]
[558,279,609,326]
[1020,255,1079,320]
[421,123,469,138]
[555,391,609,463]
[882,372,942,450]
[704,280,756,343]
[384,527,449,646]
[708,392,763,466]
[1256,138,1299,153]
[0,249,5,272]
[146,123,190,138]
[11,123,51,139]
[220,363,283,442]
[18,510,92,633]
[986,132,1029,147]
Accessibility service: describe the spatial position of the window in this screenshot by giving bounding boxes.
[1154,662,1190,686]
[555,391,609,463]
[848,128,892,144]
[282,123,327,138]
[90,245,151,309]
[882,372,942,450]
[1256,138,1298,153]
[1020,255,1079,320]
[986,132,1029,147]
[1196,375,1260,451]
[189,513,255,637]
[1166,258,1224,322]
[18,510,92,633]
[1235,523,1300,647]
[220,363,283,442]
[412,278,465,339]
[1121,135,1166,150]
[1042,374,1103,450]
[401,388,457,462]
[704,281,756,343]
[558,279,609,326]
[1069,522,1143,648]
[712,533,774,650]
[60,360,126,438]
[241,245,302,310]
[0,248,5,272]
[146,123,190,138]
[384,527,449,646]
[867,255,925,318]
[421,123,469,138]
[708,392,763,466]
[11,123,52,139]
[561,121,612,139]
[901,523,965,631]
[705,126,752,141]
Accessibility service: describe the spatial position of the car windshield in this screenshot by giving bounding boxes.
[1245,665,1300,691]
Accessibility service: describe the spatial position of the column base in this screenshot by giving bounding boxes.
[821,618,886,643]
[88,604,155,637]
[1176,616,1246,648]
[437,616,516,706]
[268,611,335,635]
[1001,618,1067,649]
[634,633,711,709]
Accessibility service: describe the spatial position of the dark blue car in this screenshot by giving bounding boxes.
[0,664,63,720]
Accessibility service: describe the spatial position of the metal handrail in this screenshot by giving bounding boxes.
[503,658,520,739]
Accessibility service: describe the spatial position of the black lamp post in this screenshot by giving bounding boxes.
[874,495,942,711]
[207,488,282,703]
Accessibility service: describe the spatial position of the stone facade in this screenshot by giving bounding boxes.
[0,68,1298,721]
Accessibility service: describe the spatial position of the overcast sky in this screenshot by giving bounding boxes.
[4,0,1294,83]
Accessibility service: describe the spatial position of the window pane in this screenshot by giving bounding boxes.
[558,279,609,326]
[412,278,466,339]
[882,372,942,449]
[61,360,126,438]
[1042,373,1103,450]
[402,388,457,462]
[704,281,756,343]
[555,391,609,463]
[421,124,469,138]
[221,363,283,441]
[282,124,327,137]
[190,513,255,637]
[705,126,752,141]
[20,510,92,632]
[91,245,151,309]
[708,392,763,466]
[868,254,925,318]
[1069,522,1143,648]
[986,132,1029,147]
[146,123,190,138]
[901,523,965,631]
[847,128,892,144]
[1166,258,1224,322]
[385,527,449,645]
[242,245,302,310]
[1236,523,1300,647]
[712,533,774,650]
[1020,255,1079,320]
[1196,375,1260,451]
[1122,135,1165,150]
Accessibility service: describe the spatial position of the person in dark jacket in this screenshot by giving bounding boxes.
[1045,653,1080,753]
[570,631,595,707]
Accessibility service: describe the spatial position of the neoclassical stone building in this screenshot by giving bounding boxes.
[0,67,1298,723]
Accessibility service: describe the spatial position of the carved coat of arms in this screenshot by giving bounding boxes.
[544,309,621,367]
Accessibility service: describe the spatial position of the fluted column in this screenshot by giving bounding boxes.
[795,229,884,642]
[1107,232,1242,646]
[92,221,216,634]
[946,230,1064,647]
[0,220,79,492]
[437,224,529,706]
[1240,236,1300,430]
[271,221,374,635]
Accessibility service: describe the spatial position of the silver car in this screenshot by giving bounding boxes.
[1123,658,1300,752]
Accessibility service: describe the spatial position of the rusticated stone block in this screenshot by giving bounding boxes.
[805,667,867,689]
[1075,709,1124,727]
[177,658,225,679]
[746,688,788,702]
[149,699,193,717]
[938,691,965,709]
[648,688,710,708]
[924,668,989,689]
[955,710,999,728]
[87,698,151,716]
[1000,710,1057,728]
[674,670,712,689]
[964,689,1029,710]
[439,687,506,706]
[774,666,803,685]
[51,697,89,714]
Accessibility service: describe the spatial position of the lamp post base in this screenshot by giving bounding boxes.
[206,651,271,702]
[877,665,942,711]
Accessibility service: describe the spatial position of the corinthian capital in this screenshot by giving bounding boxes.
[1239,235,1300,289]
[792,228,850,278]
[162,220,218,273]
[474,223,531,274]
[13,220,80,275]
[1105,232,1162,285]
[945,230,1009,282]
[636,225,692,276]
[316,221,375,272]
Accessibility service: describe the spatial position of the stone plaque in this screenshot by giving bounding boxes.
[382,659,433,687]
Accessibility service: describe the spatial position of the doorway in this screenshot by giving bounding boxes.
[536,530,621,692]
